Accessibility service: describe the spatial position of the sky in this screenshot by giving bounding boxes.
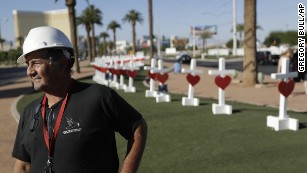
[0,0,305,46]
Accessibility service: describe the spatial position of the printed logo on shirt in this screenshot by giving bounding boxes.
[63,117,82,134]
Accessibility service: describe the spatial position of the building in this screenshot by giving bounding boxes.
[115,40,131,54]
[12,9,71,48]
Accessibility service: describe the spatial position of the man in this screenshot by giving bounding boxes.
[12,26,147,173]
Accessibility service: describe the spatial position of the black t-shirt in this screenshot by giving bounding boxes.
[12,80,142,173]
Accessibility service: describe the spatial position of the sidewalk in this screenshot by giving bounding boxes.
[0,59,306,172]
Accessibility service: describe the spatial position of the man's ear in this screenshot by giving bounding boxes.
[68,58,75,69]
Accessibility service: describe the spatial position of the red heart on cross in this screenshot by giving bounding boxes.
[215,75,231,90]
[109,69,120,75]
[93,65,99,70]
[156,73,168,84]
[186,74,200,86]
[278,80,295,98]
[99,67,108,73]
[148,71,157,80]
[126,70,138,78]
[119,70,126,75]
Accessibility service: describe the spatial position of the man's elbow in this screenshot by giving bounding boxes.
[13,159,31,173]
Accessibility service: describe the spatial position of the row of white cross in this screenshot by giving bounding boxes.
[92,56,299,131]
[91,56,146,92]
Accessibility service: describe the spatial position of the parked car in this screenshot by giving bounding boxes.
[270,54,280,65]
[176,54,191,64]
[256,51,271,65]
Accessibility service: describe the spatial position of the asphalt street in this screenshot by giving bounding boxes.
[163,58,278,75]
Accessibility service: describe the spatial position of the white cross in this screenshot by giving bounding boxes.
[152,59,171,74]
[267,58,299,131]
[208,57,235,108]
[108,59,119,88]
[151,59,171,102]
[144,58,158,97]
[271,58,298,119]
[181,59,204,106]
[91,57,109,86]
[115,58,126,90]
[124,59,140,93]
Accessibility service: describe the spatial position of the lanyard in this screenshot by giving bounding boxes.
[41,80,73,157]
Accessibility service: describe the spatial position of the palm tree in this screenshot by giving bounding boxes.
[55,0,80,73]
[100,32,109,55]
[86,5,102,58]
[148,0,154,58]
[77,9,93,62]
[235,23,262,48]
[236,24,244,47]
[107,20,121,55]
[243,0,257,87]
[16,36,24,49]
[122,10,143,55]
[0,38,5,51]
[200,32,212,52]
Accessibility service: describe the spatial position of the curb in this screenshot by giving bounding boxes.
[11,94,23,123]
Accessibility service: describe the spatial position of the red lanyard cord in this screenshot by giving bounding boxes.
[41,80,73,157]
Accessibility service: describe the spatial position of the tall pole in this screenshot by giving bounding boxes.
[232,0,237,56]
[193,26,196,58]
[66,0,80,73]
[0,20,2,40]
[157,17,161,58]
[148,0,154,59]
[0,20,2,51]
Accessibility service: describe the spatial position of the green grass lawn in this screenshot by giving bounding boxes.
[17,72,307,173]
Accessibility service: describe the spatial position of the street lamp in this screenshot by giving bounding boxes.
[232,0,237,56]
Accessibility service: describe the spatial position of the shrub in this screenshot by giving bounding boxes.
[0,49,22,65]
[7,49,22,64]
[0,51,8,65]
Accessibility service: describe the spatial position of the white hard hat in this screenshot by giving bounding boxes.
[17,26,74,64]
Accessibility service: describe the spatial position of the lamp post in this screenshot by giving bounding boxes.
[232,0,237,56]
[192,26,196,58]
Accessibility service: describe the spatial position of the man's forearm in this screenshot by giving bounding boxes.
[120,119,148,173]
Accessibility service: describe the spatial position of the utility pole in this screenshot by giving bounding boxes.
[193,26,196,58]
[157,17,161,58]
[148,0,154,59]
[232,0,237,56]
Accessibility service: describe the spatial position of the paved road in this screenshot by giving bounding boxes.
[0,66,27,86]
[164,58,278,75]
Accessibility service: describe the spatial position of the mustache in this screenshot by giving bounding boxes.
[31,75,41,80]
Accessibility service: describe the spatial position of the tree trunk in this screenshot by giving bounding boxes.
[86,27,93,62]
[66,0,80,73]
[91,23,97,58]
[243,0,257,86]
[103,37,107,55]
[148,0,154,58]
[113,30,116,55]
[132,23,136,55]
[202,38,205,52]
